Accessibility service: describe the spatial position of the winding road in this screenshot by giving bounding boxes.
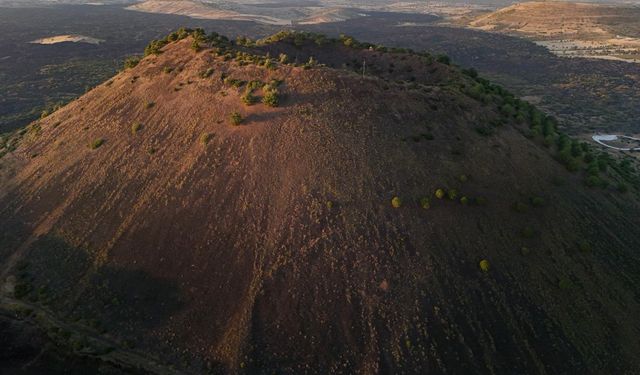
[592,134,640,151]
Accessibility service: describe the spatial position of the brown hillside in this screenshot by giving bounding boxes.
[1,31,640,374]
[470,1,640,39]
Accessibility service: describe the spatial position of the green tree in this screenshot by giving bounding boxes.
[479,259,490,272]
[436,54,451,65]
[262,89,279,107]
[89,139,104,149]
[191,39,201,52]
[124,56,141,69]
[241,91,258,106]
[420,197,430,209]
[200,133,212,145]
[391,197,402,208]
[131,123,142,135]
[447,189,458,201]
[144,39,168,56]
[230,112,243,126]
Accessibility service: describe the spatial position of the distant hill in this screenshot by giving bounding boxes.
[127,0,291,25]
[1,29,640,374]
[469,1,640,63]
[127,0,368,26]
[470,1,640,39]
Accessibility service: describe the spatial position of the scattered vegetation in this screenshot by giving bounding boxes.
[241,91,258,106]
[420,197,431,209]
[230,112,243,126]
[131,122,142,135]
[200,133,212,145]
[479,259,490,272]
[199,68,214,78]
[89,138,104,149]
[436,54,451,65]
[40,102,64,119]
[223,77,246,88]
[391,196,402,208]
[435,189,445,199]
[447,189,458,201]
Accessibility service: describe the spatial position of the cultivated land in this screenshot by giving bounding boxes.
[1,30,640,374]
[469,1,640,63]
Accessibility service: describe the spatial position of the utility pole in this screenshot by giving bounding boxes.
[362,59,366,78]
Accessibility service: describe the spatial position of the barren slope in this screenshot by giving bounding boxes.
[1,31,640,374]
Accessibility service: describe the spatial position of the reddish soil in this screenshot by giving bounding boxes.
[1,36,640,374]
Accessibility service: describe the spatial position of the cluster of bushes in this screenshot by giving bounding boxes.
[144,28,230,57]
[223,76,245,88]
[240,79,281,107]
[141,29,443,84]
[123,56,141,70]
[256,31,332,48]
[262,85,279,107]
[554,134,638,189]
[241,90,258,106]
[200,68,214,78]
[138,29,639,194]
[433,187,484,206]
[390,196,430,209]
[240,80,261,105]
[40,101,64,119]
[463,69,639,192]
[228,50,278,68]
[255,30,430,60]
[391,188,484,209]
